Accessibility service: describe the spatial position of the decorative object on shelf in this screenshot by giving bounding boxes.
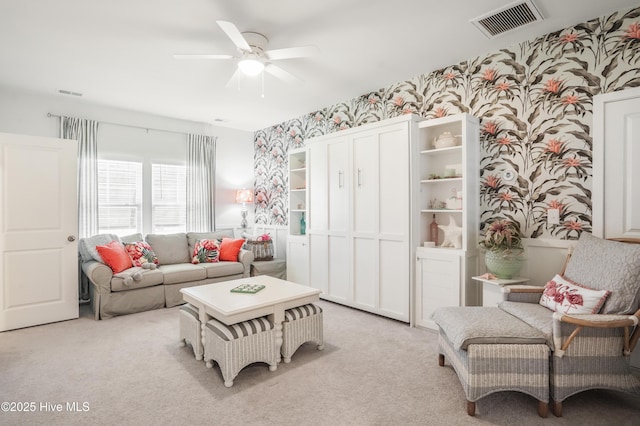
[438,215,463,249]
[235,189,254,229]
[479,218,524,279]
[300,212,306,235]
[429,214,439,245]
[446,188,463,210]
[433,131,458,149]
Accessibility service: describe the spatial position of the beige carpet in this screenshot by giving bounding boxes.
[1,300,639,426]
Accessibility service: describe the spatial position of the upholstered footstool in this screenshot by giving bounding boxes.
[282,303,324,363]
[179,303,203,360]
[432,307,551,417]
[204,316,278,387]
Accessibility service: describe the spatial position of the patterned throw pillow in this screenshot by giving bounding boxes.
[95,240,133,273]
[539,274,609,315]
[192,239,220,264]
[124,241,159,267]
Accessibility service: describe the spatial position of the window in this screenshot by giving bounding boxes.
[152,163,186,233]
[98,160,142,235]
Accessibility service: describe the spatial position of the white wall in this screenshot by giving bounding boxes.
[0,86,254,234]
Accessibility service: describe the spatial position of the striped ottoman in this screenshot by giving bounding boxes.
[282,304,324,363]
[204,316,278,387]
[179,303,203,360]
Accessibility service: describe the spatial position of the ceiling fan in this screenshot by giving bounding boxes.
[174,20,318,86]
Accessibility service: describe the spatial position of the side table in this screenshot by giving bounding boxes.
[472,276,530,306]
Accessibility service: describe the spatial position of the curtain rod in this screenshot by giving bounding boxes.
[47,112,197,137]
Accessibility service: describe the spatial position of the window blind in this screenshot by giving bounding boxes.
[97,160,142,235]
[152,163,186,233]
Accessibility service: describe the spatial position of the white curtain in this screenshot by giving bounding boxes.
[186,134,217,232]
[61,115,99,302]
[61,116,99,239]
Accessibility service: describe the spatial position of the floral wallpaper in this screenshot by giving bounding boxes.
[253,7,640,240]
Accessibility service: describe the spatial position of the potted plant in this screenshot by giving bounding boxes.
[479,219,524,279]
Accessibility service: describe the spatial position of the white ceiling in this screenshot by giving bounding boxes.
[1,0,638,132]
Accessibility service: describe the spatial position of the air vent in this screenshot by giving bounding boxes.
[470,0,544,38]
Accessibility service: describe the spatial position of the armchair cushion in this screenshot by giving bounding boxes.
[539,274,609,315]
[563,233,640,314]
[499,301,554,348]
[431,307,548,350]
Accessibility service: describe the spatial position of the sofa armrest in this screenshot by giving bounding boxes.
[82,260,113,294]
[238,248,255,278]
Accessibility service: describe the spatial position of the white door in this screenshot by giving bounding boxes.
[593,88,640,369]
[593,87,640,239]
[0,132,78,331]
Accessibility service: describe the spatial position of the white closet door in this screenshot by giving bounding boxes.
[327,137,349,233]
[352,131,377,234]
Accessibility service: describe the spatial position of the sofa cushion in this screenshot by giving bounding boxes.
[146,233,190,265]
[539,274,609,314]
[79,233,119,262]
[200,261,244,278]
[431,306,548,351]
[187,229,234,255]
[96,240,133,273]
[563,233,640,314]
[158,263,207,285]
[120,233,144,244]
[111,267,164,292]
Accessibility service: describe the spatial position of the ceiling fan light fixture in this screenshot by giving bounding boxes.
[238,57,264,76]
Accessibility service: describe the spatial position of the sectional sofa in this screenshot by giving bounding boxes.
[79,230,254,320]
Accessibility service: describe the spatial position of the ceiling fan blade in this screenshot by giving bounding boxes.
[216,20,252,52]
[225,69,241,89]
[173,54,234,60]
[265,64,302,83]
[265,45,319,61]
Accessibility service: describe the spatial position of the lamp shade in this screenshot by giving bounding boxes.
[238,58,264,76]
[235,189,253,204]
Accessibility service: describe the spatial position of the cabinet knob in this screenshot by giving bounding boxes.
[67,235,76,242]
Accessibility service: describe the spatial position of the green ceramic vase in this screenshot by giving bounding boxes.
[484,250,523,279]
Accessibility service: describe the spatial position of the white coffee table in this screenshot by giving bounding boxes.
[180,275,321,363]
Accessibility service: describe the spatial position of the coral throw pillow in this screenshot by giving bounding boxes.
[219,238,245,262]
[539,274,609,314]
[124,241,160,267]
[96,240,133,273]
[192,239,220,264]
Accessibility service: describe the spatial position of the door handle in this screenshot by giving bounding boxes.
[358,168,362,188]
[338,171,343,188]
[68,235,76,242]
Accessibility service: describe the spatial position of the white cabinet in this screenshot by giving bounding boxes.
[287,236,308,285]
[287,148,309,284]
[414,113,481,330]
[306,115,420,322]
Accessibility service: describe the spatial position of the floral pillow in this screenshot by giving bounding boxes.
[124,241,159,267]
[539,274,609,315]
[192,239,220,264]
